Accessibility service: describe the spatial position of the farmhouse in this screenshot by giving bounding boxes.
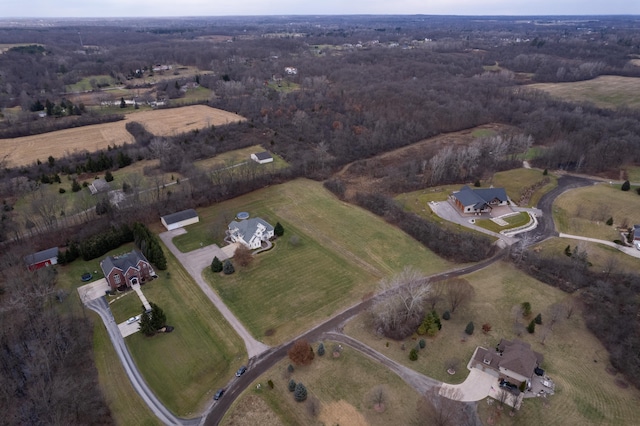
[100,250,157,291]
[25,247,59,271]
[451,185,509,214]
[250,151,274,164]
[227,217,274,249]
[471,338,543,388]
[161,209,199,231]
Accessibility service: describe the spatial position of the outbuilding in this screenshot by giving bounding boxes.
[250,151,274,165]
[161,209,199,231]
[25,247,59,271]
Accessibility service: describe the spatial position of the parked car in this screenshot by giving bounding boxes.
[126,315,140,325]
[214,389,225,400]
[81,272,93,282]
[235,365,247,377]
[499,379,518,391]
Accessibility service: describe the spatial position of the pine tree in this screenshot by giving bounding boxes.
[465,321,474,335]
[534,313,542,325]
[139,311,156,336]
[149,303,167,330]
[622,180,631,191]
[211,256,223,272]
[288,379,296,392]
[527,320,536,333]
[105,170,114,182]
[294,383,307,402]
[223,259,235,275]
[274,222,284,237]
[317,342,325,356]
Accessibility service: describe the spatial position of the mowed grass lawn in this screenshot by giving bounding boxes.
[58,243,246,418]
[475,211,531,233]
[491,168,557,207]
[188,179,454,344]
[345,261,640,425]
[554,183,640,240]
[222,342,422,426]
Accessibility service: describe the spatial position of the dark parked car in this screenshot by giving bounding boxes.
[214,389,225,400]
[499,379,518,391]
[534,367,545,376]
[81,272,93,282]
[235,365,247,377]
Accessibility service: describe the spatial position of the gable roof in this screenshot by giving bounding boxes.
[25,247,59,265]
[253,151,273,161]
[228,217,274,241]
[497,339,543,378]
[453,185,508,209]
[162,209,198,225]
[100,250,149,276]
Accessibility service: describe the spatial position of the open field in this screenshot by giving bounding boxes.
[0,105,246,168]
[188,179,454,344]
[344,261,640,425]
[491,168,558,207]
[56,242,246,417]
[532,236,640,276]
[553,183,640,240]
[221,342,423,426]
[528,76,640,110]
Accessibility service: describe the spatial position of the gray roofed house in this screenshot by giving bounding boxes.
[250,151,274,164]
[89,178,111,195]
[227,217,275,249]
[471,338,543,387]
[161,209,199,231]
[452,185,509,214]
[25,247,59,270]
[100,249,157,290]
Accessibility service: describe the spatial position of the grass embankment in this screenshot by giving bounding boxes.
[491,168,557,207]
[554,183,640,240]
[345,261,640,425]
[187,179,453,345]
[58,242,246,418]
[222,343,422,426]
[475,211,531,233]
[528,76,640,110]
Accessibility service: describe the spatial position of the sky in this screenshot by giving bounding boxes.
[1,0,638,18]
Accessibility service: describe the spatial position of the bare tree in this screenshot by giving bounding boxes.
[369,385,388,412]
[306,396,320,418]
[371,267,430,339]
[233,244,254,267]
[415,387,469,426]
[496,388,510,410]
[547,302,566,330]
[425,280,444,311]
[444,278,474,313]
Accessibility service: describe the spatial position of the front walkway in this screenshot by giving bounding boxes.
[132,283,151,311]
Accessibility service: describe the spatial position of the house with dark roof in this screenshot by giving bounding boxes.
[471,338,543,388]
[25,247,59,271]
[100,250,157,291]
[451,185,509,214]
[161,209,199,231]
[250,151,274,165]
[89,178,111,195]
[227,217,274,249]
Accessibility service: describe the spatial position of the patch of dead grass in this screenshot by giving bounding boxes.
[528,76,640,109]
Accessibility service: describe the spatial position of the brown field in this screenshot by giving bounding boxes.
[528,76,640,110]
[0,105,246,167]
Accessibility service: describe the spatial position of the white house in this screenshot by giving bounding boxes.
[227,218,274,249]
[284,66,298,75]
[161,209,199,231]
[250,151,274,164]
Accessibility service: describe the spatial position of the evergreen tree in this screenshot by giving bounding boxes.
[149,303,167,330]
[288,379,296,392]
[105,170,114,182]
[294,383,307,402]
[274,222,284,237]
[442,310,451,320]
[521,302,532,317]
[317,342,325,356]
[622,180,631,191]
[534,313,542,325]
[527,320,536,333]
[211,256,223,272]
[71,179,81,192]
[120,97,126,108]
[139,311,155,336]
[465,321,474,335]
[223,259,235,275]
[409,348,418,361]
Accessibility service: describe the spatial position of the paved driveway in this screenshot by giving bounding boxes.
[439,367,497,401]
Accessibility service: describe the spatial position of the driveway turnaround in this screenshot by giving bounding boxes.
[439,368,497,401]
[159,229,270,358]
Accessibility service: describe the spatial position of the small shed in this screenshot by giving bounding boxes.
[89,178,111,195]
[161,209,199,231]
[250,151,274,165]
[25,247,59,271]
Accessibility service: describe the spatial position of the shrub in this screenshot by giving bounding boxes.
[636,187,640,195]
[317,342,325,356]
[534,313,542,325]
[267,379,274,389]
[105,170,114,182]
[465,321,474,335]
[482,323,492,334]
[211,256,223,272]
[543,168,548,175]
[294,383,307,402]
[234,245,253,267]
[288,379,296,392]
[223,259,235,275]
[527,320,536,333]
[564,245,572,257]
[288,339,315,366]
[442,311,451,320]
[71,179,81,192]
[622,180,631,191]
[474,179,481,187]
[521,302,532,317]
[409,348,418,361]
[59,188,66,194]
[419,339,426,349]
[274,222,284,237]
[606,217,614,226]
[287,364,294,373]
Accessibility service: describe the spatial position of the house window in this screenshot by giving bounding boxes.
[114,274,121,284]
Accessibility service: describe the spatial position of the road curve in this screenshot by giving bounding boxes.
[86,297,201,426]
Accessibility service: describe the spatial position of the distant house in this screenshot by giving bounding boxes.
[451,185,509,214]
[25,247,59,271]
[471,338,543,388]
[100,250,157,291]
[250,151,274,165]
[161,209,199,231]
[227,218,274,249]
[89,178,111,195]
[284,66,298,75]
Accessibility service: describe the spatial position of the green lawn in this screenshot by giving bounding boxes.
[345,261,640,425]
[185,179,454,344]
[475,211,531,233]
[491,168,558,207]
[222,342,422,426]
[553,183,639,240]
[66,74,117,92]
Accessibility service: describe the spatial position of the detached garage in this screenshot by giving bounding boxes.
[250,151,274,164]
[25,247,59,271]
[161,209,199,231]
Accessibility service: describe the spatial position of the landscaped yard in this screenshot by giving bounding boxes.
[491,168,557,207]
[57,242,246,418]
[553,183,639,241]
[475,211,531,233]
[221,342,422,426]
[189,179,454,345]
[344,261,640,425]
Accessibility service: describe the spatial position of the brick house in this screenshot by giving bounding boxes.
[100,250,157,291]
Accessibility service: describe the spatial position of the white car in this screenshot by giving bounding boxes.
[126,315,140,325]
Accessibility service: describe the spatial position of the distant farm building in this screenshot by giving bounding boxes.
[161,209,199,231]
[25,247,59,271]
[251,151,274,165]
